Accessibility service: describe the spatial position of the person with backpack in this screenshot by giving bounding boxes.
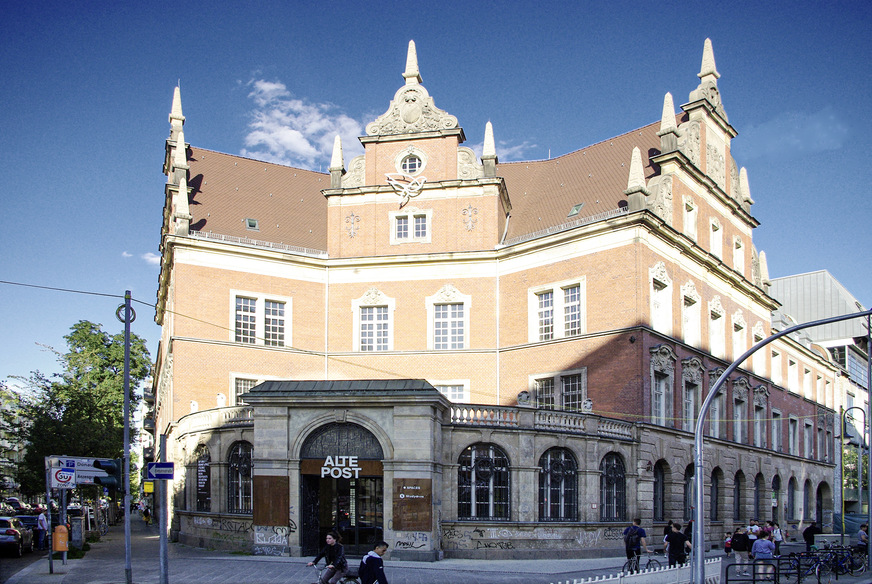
[622,518,651,572]
[730,527,751,576]
[359,541,389,584]
[665,522,692,567]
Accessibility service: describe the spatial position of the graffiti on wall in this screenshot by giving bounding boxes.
[394,531,429,550]
[441,524,607,551]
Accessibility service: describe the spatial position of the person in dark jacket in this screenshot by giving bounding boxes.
[731,527,751,576]
[803,521,822,552]
[308,531,348,584]
[359,541,389,584]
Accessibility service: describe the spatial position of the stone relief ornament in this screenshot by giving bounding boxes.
[679,121,701,167]
[366,84,458,136]
[345,212,361,238]
[692,81,729,122]
[386,173,427,208]
[361,287,389,306]
[706,142,726,189]
[457,147,483,180]
[650,344,678,373]
[649,261,671,288]
[682,356,704,385]
[751,247,762,288]
[342,155,365,188]
[753,385,770,407]
[582,398,593,413]
[732,377,750,401]
[730,158,740,202]
[648,175,674,225]
[708,367,726,390]
[433,283,464,303]
[462,205,478,231]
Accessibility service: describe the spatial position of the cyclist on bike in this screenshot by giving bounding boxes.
[622,518,651,573]
[307,531,348,584]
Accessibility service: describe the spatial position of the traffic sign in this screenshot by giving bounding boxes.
[147,462,174,480]
[51,466,76,489]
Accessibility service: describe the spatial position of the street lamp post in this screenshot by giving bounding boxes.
[842,406,867,544]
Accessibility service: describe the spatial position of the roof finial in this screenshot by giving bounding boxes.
[173,129,188,170]
[659,92,677,134]
[329,135,346,188]
[739,167,754,206]
[698,38,720,82]
[173,173,192,236]
[482,121,498,177]
[624,147,650,211]
[169,85,185,143]
[403,40,423,85]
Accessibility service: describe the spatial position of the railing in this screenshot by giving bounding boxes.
[189,230,327,258]
[450,406,520,427]
[597,419,634,440]
[535,409,586,433]
[502,206,629,246]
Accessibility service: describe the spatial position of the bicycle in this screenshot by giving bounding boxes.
[622,551,662,573]
[308,562,361,584]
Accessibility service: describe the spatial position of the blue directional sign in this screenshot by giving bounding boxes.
[147,462,175,480]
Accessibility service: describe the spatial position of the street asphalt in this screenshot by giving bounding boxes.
[7,519,872,584]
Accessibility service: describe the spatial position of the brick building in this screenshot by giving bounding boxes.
[149,40,844,559]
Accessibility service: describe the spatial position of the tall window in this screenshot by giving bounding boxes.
[653,462,666,522]
[561,373,585,411]
[788,417,799,455]
[458,444,510,520]
[733,397,746,443]
[803,480,813,520]
[535,377,554,409]
[732,313,746,362]
[528,279,586,342]
[771,410,782,452]
[754,474,765,521]
[653,372,669,426]
[710,218,722,258]
[787,477,797,521]
[709,392,724,439]
[539,448,578,521]
[683,381,698,432]
[683,465,695,521]
[195,446,211,512]
[683,196,698,241]
[771,350,783,386]
[709,299,726,359]
[733,472,744,521]
[787,359,799,392]
[711,470,721,521]
[752,326,765,374]
[434,304,464,349]
[771,476,781,522]
[235,297,256,343]
[360,306,389,351]
[733,237,744,276]
[234,378,257,405]
[651,345,677,427]
[682,283,702,347]
[599,453,626,522]
[227,441,253,514]
[754,406,766,448]
[231,292,290,347]
[651,264,673,336]
[804,422,813,458]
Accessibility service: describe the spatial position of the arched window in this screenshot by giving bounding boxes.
[683,465,695,521]
[538,448,578,521]
[803,480,813,520]
[458,443,510,520]
[711,468,722,522]
[733,471,745,521]
[653,461,667,522]
[787,477,797,521]
[771,475,781,523]
[227,441,253,514]
[194,444,211,512]
[754,473,765,520]
[600,453,626,522]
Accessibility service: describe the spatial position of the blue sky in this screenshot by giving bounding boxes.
[2,1,870,384]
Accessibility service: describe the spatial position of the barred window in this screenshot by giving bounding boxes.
[733,471,744,521]
[599,453,626,522]
[458,443,510,520]
[539,448,577,521]
[653,461,666,522]
[227,441,252,514]
[536,378,554,409]
[561,373,584,411]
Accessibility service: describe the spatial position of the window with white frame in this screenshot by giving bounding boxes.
[432,381,470,403]
[650,262,673,336]
[653,372,669,425]
[732,311,746,362]
[231,291,291,347]
[528,279,586,342]
[804,422,813,458]
[531,369,587,412]
[651,345,677,427]
[788,417,798,455]
[352,288,395,351]
[426,284,470,350]
[816,375,824,403]
[771,410,782,452]
[389,207,432,244]
[234,377,257,405]
[754,405,766,447]
[787,359,798,392]
[733,237,745,276]
[709,392,724,438]
[683,196,698,241]
[817,427,823,462]
[734,397,746,443]
[681,282,701,347]
[683,380,698,432]
[752,323,765,374]
[710,218,722,258]
[803,368,812,398]
[772,350,783,385]
[709,298,726,359]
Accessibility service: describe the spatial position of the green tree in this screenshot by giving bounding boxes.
[15,320,151,497]
[843,446,869,490]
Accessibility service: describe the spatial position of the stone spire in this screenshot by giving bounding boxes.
[481,122,498,177]
[698,38,720,82]
[657,92,679,152]
[169,85,185,142]
[173,173,192,235]
[759,250,770,290]
[403,40,422,85]
[172,129,189,185]
[624,147,650,211]
[329,134,346,188]
[739,167,754,207]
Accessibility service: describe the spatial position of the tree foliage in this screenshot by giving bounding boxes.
[15,321,151,497]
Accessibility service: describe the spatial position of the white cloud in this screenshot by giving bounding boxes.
[241,79,365,170]
[122,251,132,258]
[738,107,848,160]
[141,252,161,266]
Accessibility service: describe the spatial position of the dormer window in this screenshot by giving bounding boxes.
[245,218,259,231]
[401,155,422,174]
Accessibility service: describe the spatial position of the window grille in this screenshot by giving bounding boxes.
[599,453,626,522]
[227,442,253,514]
[458,444,510,520]
[538,448,578,521]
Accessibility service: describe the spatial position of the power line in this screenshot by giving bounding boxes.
[0,279,124,299]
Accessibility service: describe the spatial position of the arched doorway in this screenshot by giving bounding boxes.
[300,423,385,556]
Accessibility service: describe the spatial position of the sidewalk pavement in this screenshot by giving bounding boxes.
[8,521,872,584]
